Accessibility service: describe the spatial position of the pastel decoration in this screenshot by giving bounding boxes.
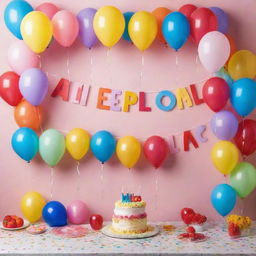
[67,200,90,224]
[139,92,151,112]
[215,67,233,89]
[51,78,70,101]
[176,88,193,109]
[211,184,237,216]
[110,90,122,111]
[68,82,83,104]
[97,88,111,110]
[195,125,208,143]
[123,91,138,112]
[36,2,60,19]
[122,12,134,42]
[209,7,228,34]
[183,130,199,151]
[178,4,197,18]
[168,136,180,154]
[189,84,204,105]
[4,0,33,39]
[155,90,176,111]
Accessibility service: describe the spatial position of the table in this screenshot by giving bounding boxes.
[0,222,255,255]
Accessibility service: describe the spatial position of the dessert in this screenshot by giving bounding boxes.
[111,193,150,234]
[3,215,24,228]
[26,223,47,234]
[178,225,206,242]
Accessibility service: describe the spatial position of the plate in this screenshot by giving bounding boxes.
[0,220,30,231]
[102,224,159,239]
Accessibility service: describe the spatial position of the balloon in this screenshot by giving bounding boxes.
[21,192,46,223]
[215,67,233,89]
[21,11,53,53]
[8,40,40,75]
[128,11,157,51]
[230,162,256,198]
[152,7,171,44]
[181,208,195,224]
[211,141,239,175]
[4,0,33,39]
[228,50,256,80]
[66,128,90,161]
[11,127,39,162]
[19,68,48,106]
[225,34,236,66]
[162,12,190,51]
[143,136,169,169]
[14,100,43,131]
[67,200,90,224]
[93,6,125,48]
[0,71,22,106]
[122,12,134,42]
[90,214,103,230]
[39,129,66,167]
[90,130,116,164]
[52,10,79,47]
[203,77,230,112]
[198,31,230,73]
[42,201,67,227]
[209,7,228,34]
[77,8,98,49]
[116,136,141,169]
[211,184,236,216]
[190,8,217,44]
[210,110,238,140]
[231,78,256,117]
[178,4,197,18]
[234,119,256,156]
[36,2,60,19]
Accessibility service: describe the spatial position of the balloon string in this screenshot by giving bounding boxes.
[154,170,159,211]
[66,48,71,81]
[106,48,112,86]
[140,53,144,87]
[195,54,199,74]
[89,48,93,86]
[38,55,42,69]
[50,167,54,200]
[240,198,245,216]
[175,51,179,84]
[241,117,246,160]
[100,163,104,200]
[76,161,81,194]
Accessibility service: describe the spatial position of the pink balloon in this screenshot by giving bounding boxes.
[8,41,40,75]
[67,200,90,224]
[36,2,60,19]
[52,10,79,47]
[198,31,230,73]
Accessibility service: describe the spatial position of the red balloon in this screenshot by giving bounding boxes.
[0,71,22,106]
[203,77,230,112]
[89,214,103,230]
[234,119,256,156]
[179,4,197,18]
[143,136,169,169]
[190,7,217,44]
[181,208,195,224]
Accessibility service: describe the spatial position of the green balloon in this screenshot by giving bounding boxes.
[230,162,256,198]
[39,129,65,167]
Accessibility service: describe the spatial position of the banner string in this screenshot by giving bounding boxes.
[50,167,54,200]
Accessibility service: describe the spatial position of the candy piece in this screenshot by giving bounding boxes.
[186,226,195,234]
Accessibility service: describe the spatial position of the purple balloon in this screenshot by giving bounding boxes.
[19,68,48,106]
[77,8,98,49]
[209,7,228,34]
[211,110,238,140]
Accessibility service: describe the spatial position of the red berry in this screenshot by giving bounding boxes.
[186,226,196,233]
[228,223,240,237]
[178,233,189,239]
[181,208,195,223]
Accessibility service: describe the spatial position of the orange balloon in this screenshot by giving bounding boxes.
[152,7,171,44]
[14,100,43,131]
[225,34,236,66]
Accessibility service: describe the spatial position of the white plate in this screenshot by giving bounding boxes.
[0,219,30,231]
[102,224,159,239]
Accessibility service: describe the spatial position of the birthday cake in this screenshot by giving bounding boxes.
[111,193,150,234]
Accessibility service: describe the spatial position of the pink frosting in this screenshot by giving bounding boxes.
[113,213,147,219]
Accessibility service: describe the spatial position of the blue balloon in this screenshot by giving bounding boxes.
[162,12,190,51]
[4,0,33,39]
[231,78,256,117]
[122,12,134,42]
[43,201,67,227]
[11,127,39,162]
[90,130,116,164]
[211,184,237,216]
[215,67,233,89]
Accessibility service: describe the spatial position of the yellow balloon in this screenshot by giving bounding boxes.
[228,50,256,80]
[93,6,125,48]
[21,11,53,53]
[128,11,157,51]
[66,128,90,161]
[116,136,141,169]
[211,141,239,175]
[21,192,46,223]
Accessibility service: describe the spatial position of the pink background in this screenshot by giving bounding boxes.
[0,0,256,221]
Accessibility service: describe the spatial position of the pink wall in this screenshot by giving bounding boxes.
[0,0,256,221]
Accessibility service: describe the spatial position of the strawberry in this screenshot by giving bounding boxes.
[183,213,194,225]
[178,233,189,239]
[186,226,196,234]
[16,218,24,228]
[181,208,195,223]
[194,233,205,240]
[228,223,240,237]
[7,219,17,228]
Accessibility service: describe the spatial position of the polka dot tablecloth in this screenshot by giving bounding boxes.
[0,222,255,255]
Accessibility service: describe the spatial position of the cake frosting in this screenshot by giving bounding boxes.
[111,193,149,234]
